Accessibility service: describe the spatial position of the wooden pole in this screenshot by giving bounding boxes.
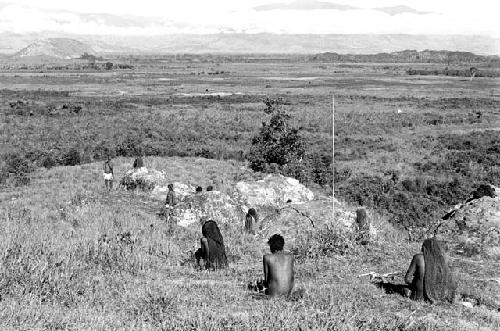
[332,94,335,195]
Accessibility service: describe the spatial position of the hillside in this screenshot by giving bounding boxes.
[0,157,498,329]
[310,49,500,64]
[13,38,94,59]
[1,33,499,55]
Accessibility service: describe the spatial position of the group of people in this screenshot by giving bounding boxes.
[103,157,456,302]
[194,218,296,297]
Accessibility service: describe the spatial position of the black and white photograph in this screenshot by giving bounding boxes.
[0,0,498,329]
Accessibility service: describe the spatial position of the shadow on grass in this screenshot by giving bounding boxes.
[374,281,410,298]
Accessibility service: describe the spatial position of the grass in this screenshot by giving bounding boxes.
[0,157,499,330]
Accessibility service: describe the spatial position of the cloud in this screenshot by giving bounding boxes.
[253,1,435,16]
[0,1,497,37]
[254,0,357,12]
[374,5,433,16]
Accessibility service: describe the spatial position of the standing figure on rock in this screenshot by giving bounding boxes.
[245,208,258,234]
[165,184,177,232]
[405,238,456,303]
[103,155,114,191]
[196,220,228,270]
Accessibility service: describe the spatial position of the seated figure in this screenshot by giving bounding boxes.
[133,157,144,169]
[244,208,258,234]
[196,220,228,270]
[249,234,295,297]
[405,238,456,303]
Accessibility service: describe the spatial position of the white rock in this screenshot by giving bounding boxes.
[235,174,314,207]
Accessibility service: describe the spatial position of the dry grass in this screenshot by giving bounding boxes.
[0,157,498,330]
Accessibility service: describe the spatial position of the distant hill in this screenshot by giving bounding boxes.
[13,38,94,59]
[0,33,499,56]
[310,50,500,64]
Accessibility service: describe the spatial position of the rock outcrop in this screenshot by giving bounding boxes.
[235,174,314,208]
[436,185,500,259]
[120,167,167,191]
[151,182,195,203]
[172,191,245,227]
[256,199,334,248]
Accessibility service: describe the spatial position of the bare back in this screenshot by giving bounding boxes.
[263,252,294,297]
[405,253,425,300]
[103,161,113,174]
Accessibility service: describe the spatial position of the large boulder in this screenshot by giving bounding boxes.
[436,185,500,259]
[151,182,195,202]
[172,191,246,227]
[256,199,334,248]
[235,174,314,208]
[120,167,167,191]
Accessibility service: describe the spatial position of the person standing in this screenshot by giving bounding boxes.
[165,184,177,232]
[103,155,114,191]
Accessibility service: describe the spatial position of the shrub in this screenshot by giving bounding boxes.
[0,153,35,186]
[61,148,81,166]
[247,98,305,172]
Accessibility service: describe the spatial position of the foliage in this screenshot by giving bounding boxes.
[247,98,332,187]
[247,98,306,172]
[0,153,35,186]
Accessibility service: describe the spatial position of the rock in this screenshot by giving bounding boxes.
[436,185,500,259]
[151,182,195,202]
[120,167,167,191]
[235,174,314,207]
[257,199,333,248]
[460,301,474,308]
[172,191,246,227]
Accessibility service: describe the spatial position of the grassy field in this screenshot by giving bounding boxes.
[1,56,500,329]
[0,157,499,330]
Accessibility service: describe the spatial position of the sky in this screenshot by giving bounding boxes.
[0,0,499,37]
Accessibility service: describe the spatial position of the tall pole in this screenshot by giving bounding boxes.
[332,94,335,195]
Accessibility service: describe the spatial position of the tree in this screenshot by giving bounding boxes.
[247,98,305,172]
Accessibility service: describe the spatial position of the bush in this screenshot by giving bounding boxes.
[61,148,81,166]
[247,98,305,172]
[0,153,35,186]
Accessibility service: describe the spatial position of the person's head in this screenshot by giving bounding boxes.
[168,183,173,191]
[107,155,111,161]
[206,185,213,192]
[247,208,258,222]
[268,234,284,253]
[196,186,203,193]
[202,220,224,245]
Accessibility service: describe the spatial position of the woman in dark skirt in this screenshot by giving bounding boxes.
[195,220,228,270]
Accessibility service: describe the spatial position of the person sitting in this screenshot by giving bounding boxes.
[249,234,295,297]
[133,156,144,169]
[196,220,228,270]
[405,238,456,303]
[244,208,258,234]
[404,249,425,300]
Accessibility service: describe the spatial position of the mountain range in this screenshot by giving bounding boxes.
[1,33,499,56]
